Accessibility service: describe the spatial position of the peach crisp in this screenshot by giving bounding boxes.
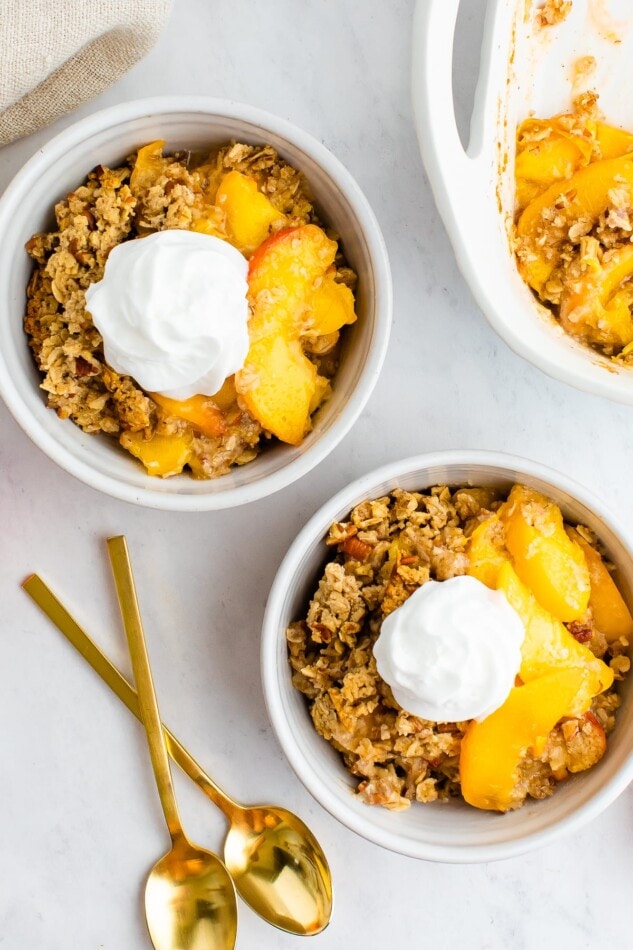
[24,142,357,479]
[287,484,631,812]
[513,95,633,361]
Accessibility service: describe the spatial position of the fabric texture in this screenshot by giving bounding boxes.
[0,0,172,146]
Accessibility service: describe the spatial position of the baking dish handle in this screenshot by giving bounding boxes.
[411,0,471,190]
[412,0,507,219]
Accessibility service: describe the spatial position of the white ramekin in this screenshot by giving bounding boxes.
[261,451,633,862]
[412,0,633,404]
[0,97,391,509]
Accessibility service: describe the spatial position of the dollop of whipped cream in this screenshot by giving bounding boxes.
[85,230,249,399]
[373,575,525,722]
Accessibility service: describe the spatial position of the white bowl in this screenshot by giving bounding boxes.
[0,96,391,509]
[412,0,633,404]
[262,451,633,862]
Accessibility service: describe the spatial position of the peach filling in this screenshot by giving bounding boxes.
[514,104,633,356]
[123,144,357,474]
[462,485,625,811]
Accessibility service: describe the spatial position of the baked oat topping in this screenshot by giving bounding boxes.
[514,96,633,361]
[287,485,629,812]
[24,142,357,479]
[536,0,572,28]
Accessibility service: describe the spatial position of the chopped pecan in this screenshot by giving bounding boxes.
[68,238,91,266]
[340,537,373,561]
[567,619,593,643]
[75,356,97,378]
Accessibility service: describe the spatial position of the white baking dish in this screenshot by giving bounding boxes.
[412,0,633,403]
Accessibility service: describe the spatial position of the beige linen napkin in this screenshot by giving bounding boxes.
[0,0,172,146]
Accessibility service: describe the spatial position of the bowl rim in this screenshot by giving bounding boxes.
[0,95,392,510]
[261,449,633,862]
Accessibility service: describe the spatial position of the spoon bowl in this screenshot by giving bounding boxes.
[146,838,237,950]
[223,805,332,935]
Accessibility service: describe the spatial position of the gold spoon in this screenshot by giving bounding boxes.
[22,572,332,937]
[106,535,238,950]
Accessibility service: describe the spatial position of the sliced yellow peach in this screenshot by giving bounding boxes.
[130,141,168,195]
[559,245,633,350]
[460,667,594,812]
[516,155,633,294]
[121,430,192,477]
[308,374,331,414]
[566,527,633,642]
[215,170,285,255]
[150,393,226,439]
[466,514,510,589]
[209,375,238,411]
[236,335,317,445]
[499,485,590,622]
[516,125,593,209]
[246,225,339,340]
[305,273,356,336]
[497,562,613,714]
[596,122,633,160]
[235,224,348,440]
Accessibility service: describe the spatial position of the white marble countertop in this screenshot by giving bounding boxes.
[2,0,633,947]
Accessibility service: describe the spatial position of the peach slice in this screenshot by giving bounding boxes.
[566,527,633,642]
[559,245,633,351]
[235,224,349,443]
[237,335,317,446]
[151,393,227,439]
[309,374,331,414]
[497,562,613,714]
[499,485,590,622]
[207,375,238,411]
[121,430,192,478]
[460,667,593,811]
[515,118,594,210]
[246,225,339,340]
[130,141,168,195]
[516,155,633,294]
[596,122,633,160]
[215,170,286,255]
[466,513,510,589]
[306,273,356,336]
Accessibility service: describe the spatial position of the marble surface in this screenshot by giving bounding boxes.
[2,0,633,947]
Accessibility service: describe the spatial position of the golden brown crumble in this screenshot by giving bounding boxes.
[24,143,355,479]
[287,486,625,811]
[536,0,572,28]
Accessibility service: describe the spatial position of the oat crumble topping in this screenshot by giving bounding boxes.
[287,485,627,811]
[24,143,356,478]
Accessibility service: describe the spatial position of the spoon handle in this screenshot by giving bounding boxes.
[22,573,239,820]
[107,536,184,842]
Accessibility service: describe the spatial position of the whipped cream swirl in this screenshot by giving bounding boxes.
[373,575,525,722]
[85,230,250,399]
